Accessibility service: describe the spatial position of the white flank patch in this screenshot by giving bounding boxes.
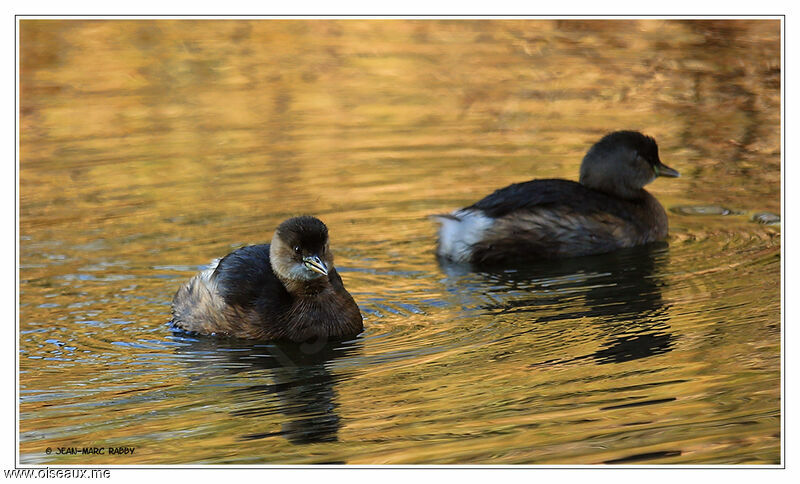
[196,258,221,287]
[433,209,493,262]
[206,257,221,271]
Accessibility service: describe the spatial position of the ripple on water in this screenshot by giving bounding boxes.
[18,19,780,465]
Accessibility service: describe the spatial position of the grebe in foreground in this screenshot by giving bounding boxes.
[171,216,363,342]
[433,131,680,266]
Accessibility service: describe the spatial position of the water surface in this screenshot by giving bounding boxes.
[19,19,781,465]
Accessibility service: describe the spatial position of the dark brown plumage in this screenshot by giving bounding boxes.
[170,216,363,342]
[434,131,680,266]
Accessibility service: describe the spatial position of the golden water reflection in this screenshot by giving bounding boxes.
[19,19,780,465]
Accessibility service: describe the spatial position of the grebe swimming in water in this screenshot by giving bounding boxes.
[171,216,363,342]
[433,131,679,266]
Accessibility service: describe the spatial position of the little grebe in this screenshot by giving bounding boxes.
[433,131,679,266]
[171,216,363,342]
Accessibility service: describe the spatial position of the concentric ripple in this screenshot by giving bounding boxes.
[19,19,780,465]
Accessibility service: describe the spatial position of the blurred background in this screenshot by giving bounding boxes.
[19,19,780,465]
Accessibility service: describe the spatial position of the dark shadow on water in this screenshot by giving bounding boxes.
[171,335,362,449]
[603,450,682,464]
[438,242,675,365]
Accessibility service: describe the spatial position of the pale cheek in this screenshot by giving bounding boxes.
[287,263,313,280]
[293,262,329,281]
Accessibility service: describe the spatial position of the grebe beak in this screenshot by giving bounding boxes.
[303,255,328,275]
[654,161,680,178]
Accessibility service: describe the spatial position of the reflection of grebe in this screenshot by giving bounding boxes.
[174,338,361,448]
[434,131,679,266]
[439,244,675,365]
[171,216,363,342]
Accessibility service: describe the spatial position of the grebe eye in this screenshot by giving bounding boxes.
[293,246,301,255]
